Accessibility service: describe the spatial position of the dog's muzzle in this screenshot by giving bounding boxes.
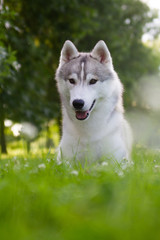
[73,99,96,120]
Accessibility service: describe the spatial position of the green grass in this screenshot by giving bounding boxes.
[1,147,160,240]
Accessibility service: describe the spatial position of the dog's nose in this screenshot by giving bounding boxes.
[73,99,84,109]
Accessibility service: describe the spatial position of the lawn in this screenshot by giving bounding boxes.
[0,147,160,240]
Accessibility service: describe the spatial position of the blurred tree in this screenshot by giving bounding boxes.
[0,46,17,153]
[0,5,18,153]
[1,0,160,152]
[0,3,59,153]
[6,0,159,106]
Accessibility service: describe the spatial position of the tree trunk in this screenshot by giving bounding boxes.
[26,140,30,153]
[0,113,7,154]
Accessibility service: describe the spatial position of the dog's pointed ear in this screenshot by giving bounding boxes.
[91,40,112,65]
[60,40,79,66]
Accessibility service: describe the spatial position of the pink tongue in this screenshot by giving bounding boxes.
[76,110,89,120]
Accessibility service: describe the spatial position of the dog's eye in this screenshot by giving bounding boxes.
[68,78,76,84]
[89,79,98,85]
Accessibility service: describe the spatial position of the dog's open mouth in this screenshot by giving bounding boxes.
[75,100,96,120]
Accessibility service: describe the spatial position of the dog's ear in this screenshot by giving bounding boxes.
[91,40,112,65]
[59,40,79,66]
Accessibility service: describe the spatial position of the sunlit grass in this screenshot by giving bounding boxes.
[1,139,56,160]
[2,120,60,159]
[0,146,160,240]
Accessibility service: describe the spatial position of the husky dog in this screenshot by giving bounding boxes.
[55,40,132,164]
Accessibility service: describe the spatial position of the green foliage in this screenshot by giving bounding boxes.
[0,5,20,123]
[0,46,16,80]
[0,6,19,153]
[5,0,160,115]
[1,147,160,240]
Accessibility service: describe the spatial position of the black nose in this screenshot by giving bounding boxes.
[73,99,84,109]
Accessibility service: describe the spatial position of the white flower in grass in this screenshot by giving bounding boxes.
[38,163,46,169]
[57,160,62,165]
[65,161,72,168]
[130,161,134,166]
[101,161,108,166]
[47,158,51,163]
[120,158,133,170]
[13,164,21,171]
[24,163,29,168]
[70,170,79,176]
[5,163,9,167]
[116,170,124,177]
[155,165,160,168]
[29,169,38,174]
[12,156,17,161]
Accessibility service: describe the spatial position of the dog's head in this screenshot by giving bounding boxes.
[56,40,122,121]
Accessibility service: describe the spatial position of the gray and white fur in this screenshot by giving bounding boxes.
[55,40,132,164]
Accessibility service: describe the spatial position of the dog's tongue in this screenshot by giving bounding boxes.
[76,110,89,120]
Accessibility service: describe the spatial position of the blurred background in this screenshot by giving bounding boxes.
[0,0,160,156]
